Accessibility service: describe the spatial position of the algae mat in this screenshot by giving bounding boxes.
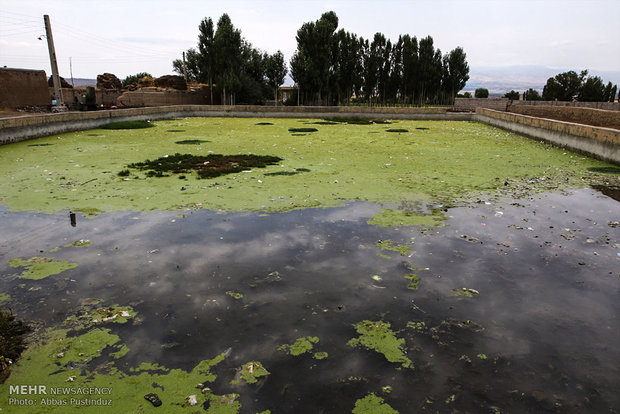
[0,117,615,216]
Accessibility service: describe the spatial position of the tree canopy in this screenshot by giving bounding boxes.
[290,11,469,106]
[542,70,617,102]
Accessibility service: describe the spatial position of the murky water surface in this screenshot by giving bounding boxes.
[1,188,618,413]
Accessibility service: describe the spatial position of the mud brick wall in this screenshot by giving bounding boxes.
[117,87,214,106]
[508,105,620,130]
[0,68,50,108]
[453,98,509,112]
[476,108,620,165]
[512,100,619,111]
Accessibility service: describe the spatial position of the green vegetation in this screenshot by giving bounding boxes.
[278,336,320,356]
[234,361,270,384]
[100,120,155,130]
[543,69,617,102]
[475,88,489,98]
[0,118,615,223]
[376,240,411,256]
[352,393,399,414]
[126,153,282,179]
[8,257,78,280]
[404,273,420,290]
[348,320,413,369]
[121,72,152,88]
[226,291,244,300]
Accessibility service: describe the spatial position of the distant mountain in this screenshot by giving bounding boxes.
[464,65,620,95]
[68,78,96,87]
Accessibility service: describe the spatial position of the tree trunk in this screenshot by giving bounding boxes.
[274,87,278,106]
[209,76,213,105]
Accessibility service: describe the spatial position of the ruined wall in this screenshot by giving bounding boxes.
[0,68,50,108]
[476,108,620,165]
[117,87,214,106]
[453,98,509,112]
[508,105,620,130]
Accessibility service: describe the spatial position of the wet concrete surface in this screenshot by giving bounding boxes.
[0,187,618,413]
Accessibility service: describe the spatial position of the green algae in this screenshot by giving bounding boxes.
[226,291,244,300]
[352,393,399,413]
[233,361,270,384]
[452,288,480,297]
[7,257,77,280]
[101,120,154,129]
[110,344,130,359]
[348,321,413,369]
[404,273,420,290]
[1,118,616,223]
[368,209,447,227]
[126,153,282,179]
[64,305,137,329]
[278,336,320,356]
[66,239,91,247]
[0,324,232,413]
[313,352,328,360]
[0,293,9,304]
[376,240,411,256]
[406,321,426,332]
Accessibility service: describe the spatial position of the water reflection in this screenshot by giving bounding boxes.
[0,188,618,413]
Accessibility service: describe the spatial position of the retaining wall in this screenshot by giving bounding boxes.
[453,98,510,112]
[512,100,620,111]
[475,108,620,164]
[0,105,466,144]
[507,105,620,130]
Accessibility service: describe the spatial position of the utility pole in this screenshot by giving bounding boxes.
[182,51,188,83]
[43,14,65,108]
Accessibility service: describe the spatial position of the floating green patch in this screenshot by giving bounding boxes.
[348,320,413,369]
[329,117,391,125]
[406,321,426,332]
[7,257,77,280]
[368,209,447,228]
[0,293,10,304]
[313,352,328,360]
[73,207,104,217]
[376,240,411,256]
[66,239,91,247]
[278,336,320,356]
[352,393,399,414]
[175,139,209,145]
[452,288,480,297]
[64,304,137,329]
[288,127,318,133]
[226,291,244,300]
[386,129,408,133]
[125,153,283,179]
[101,120,154,129]
[234,361,270,384]
[404,273,420,290]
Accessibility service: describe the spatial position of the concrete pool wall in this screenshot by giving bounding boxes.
[1,105,618,165]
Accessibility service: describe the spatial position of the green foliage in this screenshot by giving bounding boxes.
[101,121,155,129]
[265,50,287,103]
[474,88,489,98]
[125,153,282,179]
[503,90,520,100]
[542,69,617,102]
[121,72,152,88]
[523,88,541,101]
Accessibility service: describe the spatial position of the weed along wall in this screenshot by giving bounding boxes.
[475,108,620,165]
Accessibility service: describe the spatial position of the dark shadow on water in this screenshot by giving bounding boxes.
[0,188,618,413]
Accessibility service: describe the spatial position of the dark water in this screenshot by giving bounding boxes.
[0,188,618,413]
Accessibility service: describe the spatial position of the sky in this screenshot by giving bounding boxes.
[1,0,619,87]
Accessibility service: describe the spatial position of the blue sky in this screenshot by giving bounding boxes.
[1,0,619,85]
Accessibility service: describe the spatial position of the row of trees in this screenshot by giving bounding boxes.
[542,70,617,102]
[290,12,469,106]
[172,14,287,105]
[501,71,618,102]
